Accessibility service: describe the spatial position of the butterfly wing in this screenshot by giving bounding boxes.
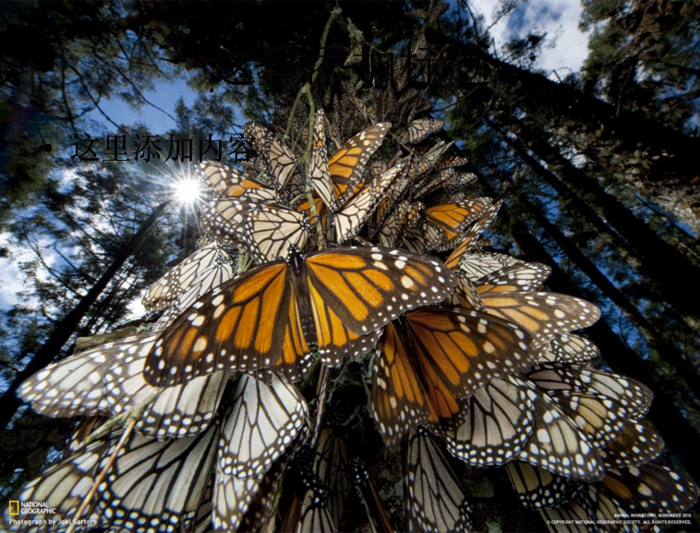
[527,363,654,420]
[144,261,292,387]
[478,291,601,346]
[600,464,699,514]
[423,198,492,243]
[18,332,229,440]
[444,375,535,467]
[372,321,436,447]
[475,261,552,293]
[538,333,600,364]
[244,122,300,194]
[218,373,308,478]
[516,383,604,481]
[405,118,444,144]
[304,246,457,336]
[331,161,406,244]
[444,201,503,271]
[506,461,573,510]
[598,421,664,469]
[405,428,472,533]
[241,205,310,263]
[329,122,391,204]
[405,307,536,403]
[196,161,277,202]
[96,427,219,531]
[143,241,234,312]
[308,109,336,212]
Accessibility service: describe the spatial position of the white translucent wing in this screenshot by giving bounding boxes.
[218,373,309,478]
[19,332,229,440]
[332,162,405,243]
[309,109,336,212]
[143,242,233,312]
[96,427,219,532]
[153,248,237,330]
[405,428,471,533]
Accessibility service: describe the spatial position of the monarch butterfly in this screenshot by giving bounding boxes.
[473,261,552,294]
[409,166,461,200]
[420,172,478,207]
[3,421,221,533]
[443,375,535,467]
[598,421,663,469]
[238,451,291,532]
[516,380,604,481]
[422,198,493,248]
[302,114,399,245]
[455,251,519,280]
[328,122,391,203]
[18,332,229,440]
[142,240,236,314]
[505,461,573,510]
[219,373,308,478]
[200,197,312,264]
[330,162,407,244]
[244,121,302,198]
[404,117,444,144]
[551,462,699,530]
[278,469,338,533]
[476,291,601,347]
[203,119,397,261]
[376,200,414,249]
[596,463,699,514]
[448,261,552,314]
[406,141,454,181]
[371,308,535,447]
[540,333,600,364]
[308,109,336,213]
[213,373,308,531]
[547,391,628,449]
[144,247,457,388]
[444,201,503,271]
[526,363,654,420]
[195,160,278,202]
[404,428,472,533]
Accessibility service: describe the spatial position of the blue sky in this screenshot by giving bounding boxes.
[93,76,198,135]
[469,0,591,77]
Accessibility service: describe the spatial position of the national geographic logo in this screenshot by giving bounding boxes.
[8,501,19,516]
[6,500,56,516]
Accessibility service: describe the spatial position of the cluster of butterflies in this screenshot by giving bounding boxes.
[5,113,698,532]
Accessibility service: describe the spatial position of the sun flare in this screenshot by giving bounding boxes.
[173,178,201,204]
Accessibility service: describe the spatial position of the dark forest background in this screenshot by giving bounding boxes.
[0,0,698,529]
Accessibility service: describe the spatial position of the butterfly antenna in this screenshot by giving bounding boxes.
[66,418,137,533]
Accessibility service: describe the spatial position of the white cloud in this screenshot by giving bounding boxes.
[469,0,592,78]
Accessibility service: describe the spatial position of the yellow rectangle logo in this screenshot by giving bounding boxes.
[9,501,19,515]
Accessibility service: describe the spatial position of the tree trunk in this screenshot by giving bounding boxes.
[513,187,700,402]
[447,42,700,232]
[495,115,700,321]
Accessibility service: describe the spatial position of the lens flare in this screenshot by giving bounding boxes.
[173,178,201,204]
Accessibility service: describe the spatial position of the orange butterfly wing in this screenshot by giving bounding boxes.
[371,321,436,447]
[144,262,293,387]
[328,123,390,204]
